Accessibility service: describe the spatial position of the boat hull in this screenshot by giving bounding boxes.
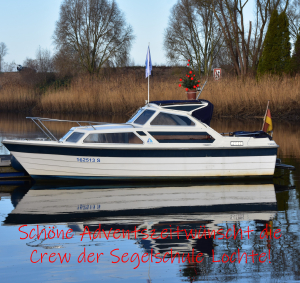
[4,142,278,180]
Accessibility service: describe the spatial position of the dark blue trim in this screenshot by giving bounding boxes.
[3,142,277,158]
[149,131,209,135]
[233,131,272,140]
[0,180,28,185]
[4,202,277,225]
[31,175,274,181]
[0,172,28,179]
[156,140,214,143]
[150,99,210,105]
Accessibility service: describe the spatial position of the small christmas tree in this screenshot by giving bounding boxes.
[178,60,200,91]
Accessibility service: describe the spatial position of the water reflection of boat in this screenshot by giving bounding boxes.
[2,100,278,180]
[4,183,277,258]
[5,183,277,225]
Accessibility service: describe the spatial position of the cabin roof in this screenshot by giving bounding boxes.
[150,99,214,126]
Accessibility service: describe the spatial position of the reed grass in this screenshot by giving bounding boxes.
[204,75,300,118]
[1,74,300,119]
[0,84,37,112]
[29,74,300,118]
[39,75,183,115]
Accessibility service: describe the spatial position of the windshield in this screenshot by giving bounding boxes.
[59,129,74,142]
[66,132,85,143]
[127,108,144,123]
[134,110,156,125]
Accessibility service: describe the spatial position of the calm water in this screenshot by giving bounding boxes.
[1,113,300,282]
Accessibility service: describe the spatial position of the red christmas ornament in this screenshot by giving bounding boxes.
[196,84,199,87]
[185,88,188,91]
[188,75,190,77]
[198,80,200,82]
[193,74,195,76]
[187,63,189,66]
[178,84,181,87]
[189,71,192,74]
[179,78,182,81]
[188,59,190,62]
[191,77,193,80]
[193,85,196,88]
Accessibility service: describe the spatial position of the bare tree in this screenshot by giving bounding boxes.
[36,46,54,72]
[164,0,223,76]
[287,0,300,40]
[2,61,16,72]
[0,42,8,72]
[53,0,134,75]
[52,45,82,77]
[23,57,38,71]
[23,46,53,72]
[203,0,289,77]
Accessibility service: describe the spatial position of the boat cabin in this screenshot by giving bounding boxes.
[59,100,217,146]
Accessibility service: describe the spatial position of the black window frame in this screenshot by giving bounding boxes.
[148,131,215,143]
[83,132,143,144]
[150,112,195,126]
[65,132,85,143]
[133,110,156,125]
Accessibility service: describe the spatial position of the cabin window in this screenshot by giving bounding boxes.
[127,108,144,123]
[134,110,156,125]
[60,130,74,141]
[84,132,143,144]
[150,113,195,126]
[136,131,147,136]
[66,132,85,143]
[148,132,215,143]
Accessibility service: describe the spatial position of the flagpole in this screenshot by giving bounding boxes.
[261,100,270,131]
[148,43,150,104]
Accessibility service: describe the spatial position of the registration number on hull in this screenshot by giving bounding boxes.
[77,158,100,163]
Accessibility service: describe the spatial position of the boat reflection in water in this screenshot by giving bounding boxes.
[4,182,278,281]
[6,183,276,243]
[7,182,277,220]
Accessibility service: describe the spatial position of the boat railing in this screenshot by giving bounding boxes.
[196,79,208,99]
[26,117,127,142]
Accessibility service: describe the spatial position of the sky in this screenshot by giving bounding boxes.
[0,0,255,69]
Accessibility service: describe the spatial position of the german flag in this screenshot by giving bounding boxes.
[263,108,273,133]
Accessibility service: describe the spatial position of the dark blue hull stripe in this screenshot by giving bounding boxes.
[4,202,277,225]
[32,175,273,181]
[3,143,278,158]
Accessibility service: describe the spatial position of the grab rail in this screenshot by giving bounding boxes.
[26,117,129,142]
[196,79,208,100]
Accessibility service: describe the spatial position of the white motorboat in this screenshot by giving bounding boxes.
[2,99,278,180]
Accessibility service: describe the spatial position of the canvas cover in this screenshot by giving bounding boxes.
[150,100,214,126]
